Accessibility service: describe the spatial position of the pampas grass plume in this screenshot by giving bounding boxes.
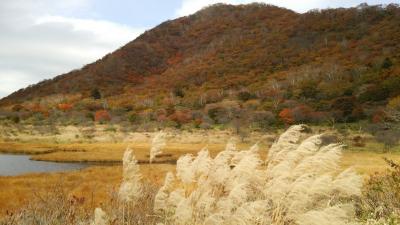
[150,131,167,163]
[153,125,363,225]
[118,147,142,204]
[91,208,108,225]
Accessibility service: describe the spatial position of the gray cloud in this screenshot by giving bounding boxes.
[0,0,144,98]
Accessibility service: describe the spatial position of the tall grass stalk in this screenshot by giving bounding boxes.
[154,125,363,225]
[150,131,166,163]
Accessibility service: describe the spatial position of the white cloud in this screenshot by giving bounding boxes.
[175,0,323,16]
[0,0,145,98]
[0,71,34,99]
[175,0,397,16]
[176,0,232,16]
[35,16,143,46]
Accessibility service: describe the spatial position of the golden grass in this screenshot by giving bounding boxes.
[1,138,400,217]
[1,150,398,214]
[341,151,400,175]
[0,142,254,163]
[0,164,175,216]
[0,142,55,154]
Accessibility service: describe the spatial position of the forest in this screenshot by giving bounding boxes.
[0,3,399,133]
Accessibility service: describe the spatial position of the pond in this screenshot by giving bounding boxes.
[0,154,88,176]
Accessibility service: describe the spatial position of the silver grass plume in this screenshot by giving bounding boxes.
[91,208,108,225]
[154,172,176,213]
[150,131,167,163]
[225,137,237,151]
[153,125,363,225]
[118,147,142,204]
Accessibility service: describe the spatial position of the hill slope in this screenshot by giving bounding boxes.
[1,3,400,127]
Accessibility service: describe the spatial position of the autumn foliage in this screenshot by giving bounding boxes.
[57,103,73,112]
[0,3,399,127]
[95,110,111,122]
[279,108,294,125]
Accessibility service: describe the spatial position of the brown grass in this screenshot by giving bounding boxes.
[0,164,174,216]
[1,149,399,216]
[341,151,400,175]
[0,142,55,155]
[1,137,400,218]
[0,142,255,163]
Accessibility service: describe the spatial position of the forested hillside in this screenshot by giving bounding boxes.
[1,3,399,129]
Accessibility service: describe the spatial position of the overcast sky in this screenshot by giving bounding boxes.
[0,0,398,98]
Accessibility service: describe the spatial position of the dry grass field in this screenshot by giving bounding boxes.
[0,142,253,163]
[1,141,400,217]
[1,126,400,223]
[0,164,175,216]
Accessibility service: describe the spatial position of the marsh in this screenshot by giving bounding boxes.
[0,154,87,176]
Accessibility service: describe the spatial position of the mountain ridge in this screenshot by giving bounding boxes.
[0,3,300,104]
[1,3,399,127]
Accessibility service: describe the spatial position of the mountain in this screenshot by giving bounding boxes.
[1,3,400,127]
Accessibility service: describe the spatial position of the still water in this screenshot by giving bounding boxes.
[0,154,88,176]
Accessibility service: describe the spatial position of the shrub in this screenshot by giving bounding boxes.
[309,111,329,124]
[11,104,24,112]
[169,109,192,126]
[291,104,313,123]
[251,110,276,128]
[352,135,366,147]
[387,96,400,111]
[86,112,95,121]
[243,99,260,110]
[382,76,400,98]
[8,114,20,124]
[279,108,294,124]
[371,110,387,123]
[94,110,111,122]
[237,90,256,101]
[381,57,393,69]
[1,184,89,224]
[330,96,357,122]
[173,86,185,98]
[57,103,73,112]
[203,89,225,104]
[374,129,400,151]
[297,80,319,99]
[351,105,365,121]
[91,88,102,99]
[360,158,400,223]
[128,112,139,123]
[199,122,212,129]
[205,104,229,123]
[85,101,104,112]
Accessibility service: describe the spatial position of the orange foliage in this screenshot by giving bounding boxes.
[0,3,399,128]
[11,104,24,112]
[279,108,294,125]
[169,109,192,124]
[372,110,386,124]
[95,110,111,122]
[57,103,73,112]
[167,52,183,65]
[30,103,49,117]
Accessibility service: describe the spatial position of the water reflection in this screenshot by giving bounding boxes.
[0,154,88,176]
